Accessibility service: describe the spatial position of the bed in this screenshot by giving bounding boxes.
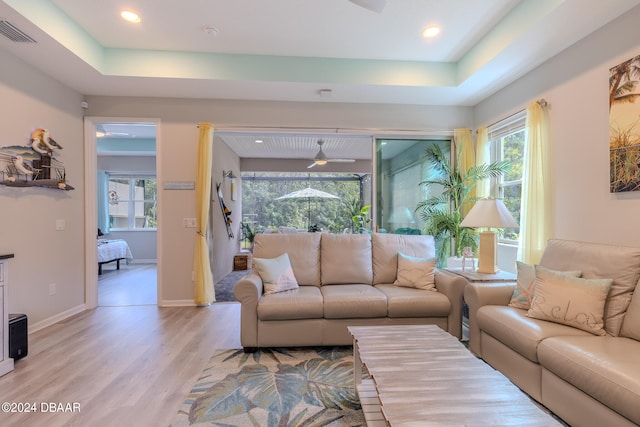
[97,239,133,274]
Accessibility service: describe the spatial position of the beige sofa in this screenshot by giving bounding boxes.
[465,239,640,427]
[234,232,467,351]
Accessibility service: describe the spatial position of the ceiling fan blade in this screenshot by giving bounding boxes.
[307,162,317,169]
[328,159,356,163]
[348,0,386,13]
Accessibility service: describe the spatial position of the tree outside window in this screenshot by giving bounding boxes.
[494,130,525,241]
[108,176,157,229]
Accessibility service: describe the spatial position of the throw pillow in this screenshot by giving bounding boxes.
[393,252,437,291]
[508,262,581,310]
[253,253,299,295]
[526,267,613,336]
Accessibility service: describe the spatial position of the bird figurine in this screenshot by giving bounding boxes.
[31,137,48,155]
[31,128,63,154]
[13,155,37,178]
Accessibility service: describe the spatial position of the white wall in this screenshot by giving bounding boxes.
[475,4,640,250]
[0,49,85,329]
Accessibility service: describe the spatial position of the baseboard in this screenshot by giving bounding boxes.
[28,304,87,334]
[160,299,197,307]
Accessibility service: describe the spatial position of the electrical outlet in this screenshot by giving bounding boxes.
[55,219,65,231]
[49,283,56,295]
[183,218,197,228]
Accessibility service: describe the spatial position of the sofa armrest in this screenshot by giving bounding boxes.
[464,282,516,357]
[434,269,468,339]
[233,272,263,348]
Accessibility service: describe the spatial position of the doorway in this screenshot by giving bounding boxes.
[84,118,162,308]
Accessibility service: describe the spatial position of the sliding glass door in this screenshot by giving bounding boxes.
[375,139,450,234]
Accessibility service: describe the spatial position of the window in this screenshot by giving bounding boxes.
[375,139,449,235]
[490,112,526,242]
[107,175,157,230]
[241,172,369,236]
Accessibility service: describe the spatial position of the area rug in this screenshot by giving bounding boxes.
[214,269,251,302]
[171,347,365,427]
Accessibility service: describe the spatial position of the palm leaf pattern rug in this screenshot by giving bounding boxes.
[172,347,365,427]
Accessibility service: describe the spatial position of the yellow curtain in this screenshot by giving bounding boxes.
[475,127,490,199]
[194,123,215,305]
[455,128,475,216]
[520,101,551,264]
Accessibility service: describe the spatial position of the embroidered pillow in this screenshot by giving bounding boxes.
[393,253,437,291]
[253,253,299,295]
[527,267,612,336]
[508,262,581,310]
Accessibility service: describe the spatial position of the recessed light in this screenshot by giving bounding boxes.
[121,9,141,23]
[255,139,264,144]
[422,25,440,38]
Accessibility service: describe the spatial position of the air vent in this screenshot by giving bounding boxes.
[0,20,36,43]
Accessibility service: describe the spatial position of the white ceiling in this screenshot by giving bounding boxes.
[1,0,639,160]
[1,0,638,106]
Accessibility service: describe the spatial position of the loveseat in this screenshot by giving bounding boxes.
[464,239,640,426]
[234,232,467,351]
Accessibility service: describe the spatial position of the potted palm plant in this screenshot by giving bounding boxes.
[241,222,260,252]
[416,144,510,267]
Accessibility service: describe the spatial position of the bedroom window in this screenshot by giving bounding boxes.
[107,175,157,230]
[490,111,526,242]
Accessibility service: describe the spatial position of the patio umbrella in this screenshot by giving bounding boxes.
[276,187,340,228]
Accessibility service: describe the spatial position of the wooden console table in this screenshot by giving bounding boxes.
[349,325,561,426]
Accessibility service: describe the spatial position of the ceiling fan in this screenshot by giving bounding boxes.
[348,0,386,13]
[307,139,356,169]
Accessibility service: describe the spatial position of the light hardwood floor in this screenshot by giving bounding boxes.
[98,263,157,306]
[0,301,241,426]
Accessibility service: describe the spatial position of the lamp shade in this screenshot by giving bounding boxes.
[460,198,519,229]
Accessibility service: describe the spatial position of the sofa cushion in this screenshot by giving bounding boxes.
[253,233,321,286]
[539,239,640,336]
[321,234,373,285]
[527,268,612,336]
[477,305,592,362]
[253,253,299,295]
[321,284,387,318]
[538,336,640,425]
[375,284,451,317]
[393,253,437,290]
[508,262,581,310]
[257,286,324,320]
[620,283,640,340]
[372,234,436,285]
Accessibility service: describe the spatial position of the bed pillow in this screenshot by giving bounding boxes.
[253,253,299,295]
[508,262,581,310]
[527,267,612,336]
[393,253,437,291]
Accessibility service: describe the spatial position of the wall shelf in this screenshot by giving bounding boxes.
[0,179,74,190]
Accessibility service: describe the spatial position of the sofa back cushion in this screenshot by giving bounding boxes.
[372,234,436,285]
[619,283,640,340]
[539,239,640,336]
[320,233,372,285]
[253,233,321,286]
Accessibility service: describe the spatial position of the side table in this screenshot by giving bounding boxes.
[444,268,516,354]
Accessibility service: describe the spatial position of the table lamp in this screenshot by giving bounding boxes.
[459,198,519,274]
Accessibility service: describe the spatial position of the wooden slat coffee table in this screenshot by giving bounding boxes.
[348,325,562,426]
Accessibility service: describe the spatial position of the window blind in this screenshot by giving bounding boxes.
[487,110,526,140]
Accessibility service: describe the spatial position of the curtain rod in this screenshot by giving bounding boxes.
[196,124,453,136]
[481,98,548,131]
